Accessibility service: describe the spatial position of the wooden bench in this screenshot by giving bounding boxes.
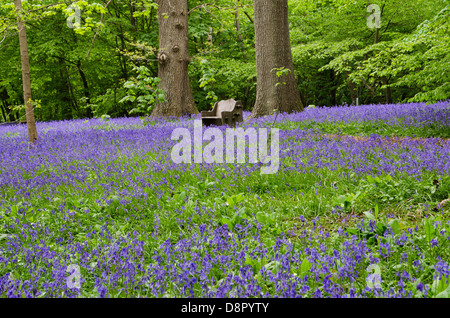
[201,99,243,127]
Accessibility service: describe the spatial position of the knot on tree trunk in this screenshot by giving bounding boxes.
[175,20,184,29]
[158,51,169,64]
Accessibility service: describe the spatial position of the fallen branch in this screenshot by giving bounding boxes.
[437,199,450,210]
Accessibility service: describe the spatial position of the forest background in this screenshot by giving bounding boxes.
[0,0,448,123]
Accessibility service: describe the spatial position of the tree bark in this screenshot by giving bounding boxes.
[373,4,392,104]
[151,0,198,117]
[346,71,358,104]
[235,6,246,60]
[330,70,337,106]
[0,88,10,122]
[0,100,7,122]
[14,0,38,142]
[249,0,303,119]
[77,60,93,117]
[1,88,16,121]
[382,75,392,104]
[62,62,79,114]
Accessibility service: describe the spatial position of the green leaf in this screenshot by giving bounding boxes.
[388,219,401,235]
[220,217,232,229]
[265,261,281,273]
[363,211,376,221]
[423,218,435,242]
[435,284,450,298]
[300,259,312,277]
[256,211,267,224]
[432,277,450,296]
[376,223,387,236]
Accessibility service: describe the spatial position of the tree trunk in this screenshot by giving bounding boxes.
[77,60,93,117]
[382,75,392,104]
[235,6,246,60]
[346,71,358,104]
[0,99,7,122]
[373,4,392,104]
[62,62,79,114]
[249,0,303,119]
[208,27,213,45]
[152,0,198,117]
[0,88,9,121]
[1,87,16,121]
[330,70,337,106]
[14,0,38,142]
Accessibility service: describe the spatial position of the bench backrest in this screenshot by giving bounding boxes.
[215,100,237,117]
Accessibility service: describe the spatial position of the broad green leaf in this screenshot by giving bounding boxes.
[363,211,376,221]
[300,259,312,277]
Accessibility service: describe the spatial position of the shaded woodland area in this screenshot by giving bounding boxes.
[0,0,449,124]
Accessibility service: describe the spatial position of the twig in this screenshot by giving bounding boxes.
[242,10,253,24]
[86,0,112,60]
[437,199,450,210]
[0,27,8,45]
[188,3,215,15]
[360,75,377,96]
[28,1,76,13]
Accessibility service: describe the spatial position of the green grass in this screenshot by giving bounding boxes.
[273,119,450,138]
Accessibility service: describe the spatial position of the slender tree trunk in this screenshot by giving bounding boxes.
[0,100,7,122]
[373,4,392,104]
[14,0,38,142]
[330,71,337,106]
[152,0,198,117]
[149,6,154,31]
[58,61,74,115]
[2,86,16,121]
[77,60,93,117]
[117,26,128,79]
[249,0,303,119]
[63,63,79,114]
[129,0,136,29]
[382,76,392,104]
[235,6,246,59]
[207,27,213,45]
[0,88,9,121]
[346,71,358,104]
[374,28,379,45]
[1,87,16,121]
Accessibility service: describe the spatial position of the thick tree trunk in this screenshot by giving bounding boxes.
[14,0,38,142]
[249,0,303,119]
[152,0,198,117]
